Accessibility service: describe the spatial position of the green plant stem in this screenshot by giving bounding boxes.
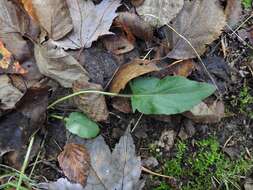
[17,136,35,190]
[47,90,132,109]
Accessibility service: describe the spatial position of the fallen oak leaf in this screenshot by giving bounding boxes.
[31,0,73,40]
[110,59,159,93]
[167,0,226,59]
[55,0,121,49]
[58,143,90,186]
[136,0,184,27]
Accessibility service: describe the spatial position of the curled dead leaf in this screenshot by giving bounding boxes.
[131,0,145,7]
[110,59,160,93]
[168,59,195,77]
[103,34,135,55]
[73,80,109,122]
[116,12,153,41]
[58,143,90,186]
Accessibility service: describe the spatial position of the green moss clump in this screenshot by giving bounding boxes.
[153,138,253,190]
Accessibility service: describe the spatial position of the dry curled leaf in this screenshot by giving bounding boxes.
[167,0,226,59]
[31,0,73,40]
[34,40,89,88]
[136,0,184,26]
[116,12,153,41]
[73,80,109,122]
[169,59,195,77]
[103,34,135,55]
[58,143,90,186]
[184,100,225,123]
[110,59,159,93]
[55,0,121,49]
[131,0,145,7]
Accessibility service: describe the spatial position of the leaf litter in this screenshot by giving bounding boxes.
[0,0,249,189]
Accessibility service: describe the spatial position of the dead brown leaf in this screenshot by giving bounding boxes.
[0,0,39,61]
[168,59,195,77]
[225,0,242,29]
[31,0,73,40]
[131,0,145,7]
[136,0,184,26]
[58,143,90,186]
[34,40,89,88]
[184,100,225,123]
[110,59,160,93]
[73,80,109,122]
[167,0,226,59]
[55,0,121,49]
[103,34,135,55]
[116,12,153,41]
[112,97,132,113]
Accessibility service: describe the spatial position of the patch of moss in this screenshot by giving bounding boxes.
[242,0,252,9]
[153,138,253,190]
[231,85,253,118]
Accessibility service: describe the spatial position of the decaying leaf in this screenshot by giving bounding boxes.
[73,80,109,122]
[0,41,27,74]
[0,0,38,61]
[34,40,89,88]
[136,0,184,26]
[110,59,159,93]
[225,0,242,29]
[131,0,145,7]
[103,34,135,55]
[169,59,195,77]
[55,0,121,49]
[31,0,73,40]
[167,0,226,59]
[112,97,132,113]
[84,130,142,190]
[116,12,153,41]
[184,100,225,123]
[0,87,47,161]
[0,75,23,110]
[39,178,84,190]
[58,143,90,186]
[39,130,143,190]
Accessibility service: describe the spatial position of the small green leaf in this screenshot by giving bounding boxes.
[65,112,100,138]
[130,76,216,115]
